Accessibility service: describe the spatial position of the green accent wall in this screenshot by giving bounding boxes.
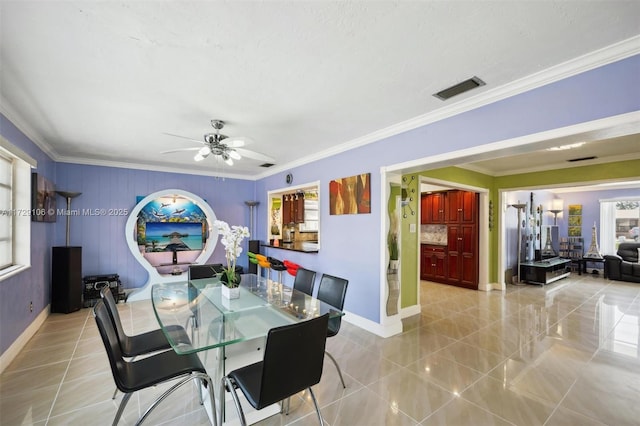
[399,159,640,309]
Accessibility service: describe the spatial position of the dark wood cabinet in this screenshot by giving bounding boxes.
[421,193,445,224]
[447,190,477,223]
[447,224,478,289]
[421,189,479,289]
[282,194,305,225]
[421,245,447,282]
[282,196,292,225]
[293,195,305,223]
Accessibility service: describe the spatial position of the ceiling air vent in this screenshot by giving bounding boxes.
[567,156,597,162]
[434,76,485,100]
[260,163,275,168]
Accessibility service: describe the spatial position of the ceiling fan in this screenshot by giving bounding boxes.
[161,120,275,166]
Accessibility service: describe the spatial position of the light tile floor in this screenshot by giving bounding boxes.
[2,273,640,425]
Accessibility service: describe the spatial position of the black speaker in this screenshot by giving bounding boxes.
[248,240,260,274]
[51,246,82,313]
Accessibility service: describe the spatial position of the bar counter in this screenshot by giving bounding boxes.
[261,241,319,253]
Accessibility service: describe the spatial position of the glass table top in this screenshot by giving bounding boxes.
[151,274,342,354]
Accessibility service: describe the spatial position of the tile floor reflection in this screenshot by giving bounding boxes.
[2,274,640,425]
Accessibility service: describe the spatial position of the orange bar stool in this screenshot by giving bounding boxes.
[255,254,270,281]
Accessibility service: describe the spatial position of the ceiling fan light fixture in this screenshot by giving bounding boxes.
[194,152,205,162]
[198,146,211,156]
[229,150,241,160]
[224,157,234,166]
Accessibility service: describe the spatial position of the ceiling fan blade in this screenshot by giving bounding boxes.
[235,147,275,162]
[223,136,253,148]
[163,132,205,145]
[160,147,201,154]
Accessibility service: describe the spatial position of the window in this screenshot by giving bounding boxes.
[0,153,11,268]
[615,201,639,242]
[0,135,35,279]
[600,198,640,256]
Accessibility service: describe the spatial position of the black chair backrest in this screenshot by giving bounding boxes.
[316,274,348,336]
[93,300,128,392]
[257,313,329,409]
[100,286,129,343]
[292,267,316,296]
[189,264,223,280]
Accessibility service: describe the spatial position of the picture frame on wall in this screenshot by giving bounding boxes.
[329,172,371,215]
[31,173,56,222]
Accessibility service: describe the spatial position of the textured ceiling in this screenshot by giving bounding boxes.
[1,1,639,178]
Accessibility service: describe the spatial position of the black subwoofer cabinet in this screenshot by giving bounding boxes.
[248,240,260,274]
[51,246,82,313]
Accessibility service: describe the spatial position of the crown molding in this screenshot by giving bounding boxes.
[54,155,256,181]
[0,95,59,161]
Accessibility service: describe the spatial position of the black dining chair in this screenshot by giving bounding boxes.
[93,300,217,426]
[221,313,330,426]
[189,263,224,279]
[292,267,316,296]
[186,264,222,335]
[316,274,349,388]
[100,287,192,399]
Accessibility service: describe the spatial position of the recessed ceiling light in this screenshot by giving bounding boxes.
[546,142,586,151]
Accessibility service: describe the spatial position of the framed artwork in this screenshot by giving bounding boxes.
[568,204,582,236]
[329,173,371,215]
[568,215,582,226]
[568,204,582,216]
[31,173,56,222]
[568,226,582,237]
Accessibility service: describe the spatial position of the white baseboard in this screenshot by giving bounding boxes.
[343,311,403,338]
[0,305,49,374]
[480,281,504,291]
[400,305,421,319]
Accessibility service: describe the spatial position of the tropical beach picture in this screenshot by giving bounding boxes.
[145,222,204,252]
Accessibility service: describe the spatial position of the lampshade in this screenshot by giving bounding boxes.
[229,150,241,160]
[551,198,564,211]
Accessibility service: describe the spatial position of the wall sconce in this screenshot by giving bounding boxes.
[401,176,416,219]
[548,198,564,225]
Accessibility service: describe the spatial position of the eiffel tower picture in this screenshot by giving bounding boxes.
[584,222,603,259]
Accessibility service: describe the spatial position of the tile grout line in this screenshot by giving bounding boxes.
[44,311,91,425]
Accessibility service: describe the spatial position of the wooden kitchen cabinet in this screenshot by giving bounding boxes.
[420,245,447,282]
[447,190,477,223]
[282,193,305,225]
[447,224,478,289]
[293,194,305,223]
[421,193,446,224]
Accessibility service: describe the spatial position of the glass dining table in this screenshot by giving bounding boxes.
[151,274,342,425]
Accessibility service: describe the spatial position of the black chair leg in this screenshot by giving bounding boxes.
[325,351,346,388]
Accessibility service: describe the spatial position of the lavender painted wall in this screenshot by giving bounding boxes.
[556,188,640,252]
[1,54,639,357]
[256,54,640,323]
[54,164,255,290]
[1,114,56,354]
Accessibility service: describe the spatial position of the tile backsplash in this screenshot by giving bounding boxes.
[421,224,448,245]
